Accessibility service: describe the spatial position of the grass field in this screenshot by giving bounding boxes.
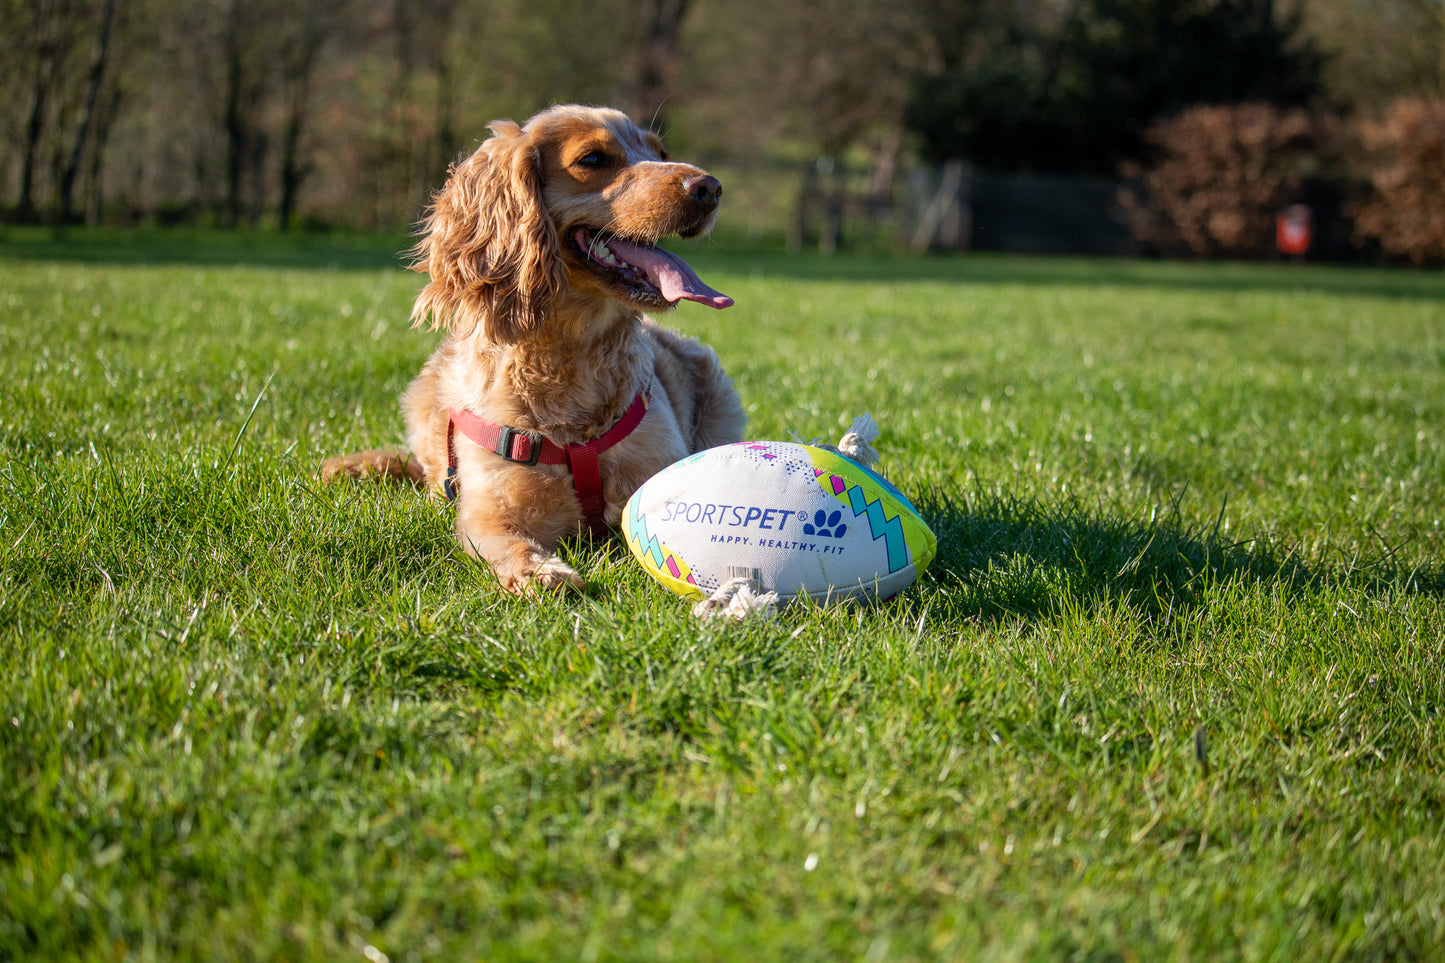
[2,227,1443,961]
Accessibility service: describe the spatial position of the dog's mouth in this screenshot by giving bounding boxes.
[572,229,733,310]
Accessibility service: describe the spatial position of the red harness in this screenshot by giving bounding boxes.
[444,385,651,537]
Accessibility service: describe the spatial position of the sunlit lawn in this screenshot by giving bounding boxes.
[2,228,1443,960]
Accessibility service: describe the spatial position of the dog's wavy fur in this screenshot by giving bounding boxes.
[321,105,745,594]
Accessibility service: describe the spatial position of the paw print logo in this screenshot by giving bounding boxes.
[803,509,847,538]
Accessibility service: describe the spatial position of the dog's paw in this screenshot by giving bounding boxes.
[495,554,585,596]
[529,558,586,594]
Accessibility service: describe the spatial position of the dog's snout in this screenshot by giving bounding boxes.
[684,173,722,212]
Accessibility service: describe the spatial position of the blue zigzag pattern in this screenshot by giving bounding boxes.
[846,486,909,574]
[628,500,666,569]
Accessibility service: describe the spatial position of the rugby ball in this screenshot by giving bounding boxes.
[623,441,937,605]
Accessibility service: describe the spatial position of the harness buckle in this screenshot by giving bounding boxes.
[495,425,542,465]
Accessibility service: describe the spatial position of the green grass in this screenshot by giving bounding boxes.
[2,227,1443,961]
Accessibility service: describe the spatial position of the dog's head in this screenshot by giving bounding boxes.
[411,105,731,342]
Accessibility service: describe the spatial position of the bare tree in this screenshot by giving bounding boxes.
[1296,0,1445,106]
[59,0,119,222]
[13,0,86,221]
[84,79,123,224]
[684,0,934,249]
[210,0,283,227]
[627,0,690,130]
[276,0,346,229]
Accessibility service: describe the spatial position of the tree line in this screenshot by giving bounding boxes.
[3,0,1443,247]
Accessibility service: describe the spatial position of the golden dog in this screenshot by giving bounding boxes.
[322,105,744,594]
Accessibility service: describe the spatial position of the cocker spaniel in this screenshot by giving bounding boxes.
[321,104,745,594]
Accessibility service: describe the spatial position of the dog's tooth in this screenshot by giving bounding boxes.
[585,234,626,269]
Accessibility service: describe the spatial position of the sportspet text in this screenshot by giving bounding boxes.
[657,501,801,531]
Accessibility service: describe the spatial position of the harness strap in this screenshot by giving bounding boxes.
[568,440,605,532]
[445,385,652,536]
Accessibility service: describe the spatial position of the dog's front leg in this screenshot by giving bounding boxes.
[452,462,584,595]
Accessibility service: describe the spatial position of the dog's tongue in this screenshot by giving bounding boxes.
[607,237,733,309]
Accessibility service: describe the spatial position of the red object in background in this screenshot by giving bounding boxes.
[1277,205,1313,256]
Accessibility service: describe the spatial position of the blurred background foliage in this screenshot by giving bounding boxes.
[3,0,1444,261]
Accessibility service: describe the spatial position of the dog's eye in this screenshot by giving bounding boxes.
[574,151,611,170]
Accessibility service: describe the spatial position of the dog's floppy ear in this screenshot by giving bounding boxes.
[409,120,564,341]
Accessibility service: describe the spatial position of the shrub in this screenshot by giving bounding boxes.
[1349,98,1445,265]
[1122,103,1335,258]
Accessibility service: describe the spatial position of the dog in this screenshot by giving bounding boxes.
[320,105,745,595]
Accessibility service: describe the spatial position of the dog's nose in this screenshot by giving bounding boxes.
[684,174,722,212]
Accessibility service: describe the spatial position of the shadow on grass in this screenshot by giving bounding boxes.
[7,227,1444,302]
[0,226,410,272]
[914,486,1444,627]
[698,246,1445,302]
